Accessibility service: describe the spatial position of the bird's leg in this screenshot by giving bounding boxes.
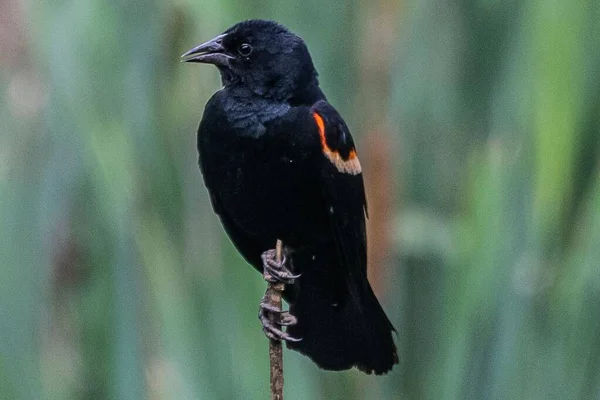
[258,296,300,342]
[261,248,300,284]
[259,246,301,342]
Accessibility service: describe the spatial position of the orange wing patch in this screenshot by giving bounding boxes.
[313,112,362,175]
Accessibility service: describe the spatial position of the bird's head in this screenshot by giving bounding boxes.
[182,20,319,101]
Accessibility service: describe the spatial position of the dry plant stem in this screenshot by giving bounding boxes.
[268,239,285,400]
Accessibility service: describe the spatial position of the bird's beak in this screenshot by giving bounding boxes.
[181,34,232,66]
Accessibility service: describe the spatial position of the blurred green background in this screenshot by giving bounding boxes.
[2,0,600,398]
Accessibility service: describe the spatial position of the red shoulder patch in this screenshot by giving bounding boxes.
[312,112,362,175]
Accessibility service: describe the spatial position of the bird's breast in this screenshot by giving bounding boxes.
[212,143,328,247]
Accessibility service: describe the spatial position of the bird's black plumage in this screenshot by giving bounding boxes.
[184,19,398,374]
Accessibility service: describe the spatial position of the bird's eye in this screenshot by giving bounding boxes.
[238,43,253,57]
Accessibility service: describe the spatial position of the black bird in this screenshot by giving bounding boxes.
[182,19,398,374]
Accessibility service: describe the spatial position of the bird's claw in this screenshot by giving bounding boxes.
[279,311,298,326]
[261,249,300,284]
[258,298,301,342]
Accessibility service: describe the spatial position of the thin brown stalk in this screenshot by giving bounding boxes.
[267,239,284,400]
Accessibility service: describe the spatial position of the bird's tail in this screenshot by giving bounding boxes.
[285,248,398,374]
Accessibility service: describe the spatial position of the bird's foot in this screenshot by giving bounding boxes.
[261,248,300,284]
[258,297,301,342]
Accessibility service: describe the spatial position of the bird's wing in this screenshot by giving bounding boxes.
[310,100,369,284]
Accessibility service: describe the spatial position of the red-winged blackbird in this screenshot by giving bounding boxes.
[183,19,398,374]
